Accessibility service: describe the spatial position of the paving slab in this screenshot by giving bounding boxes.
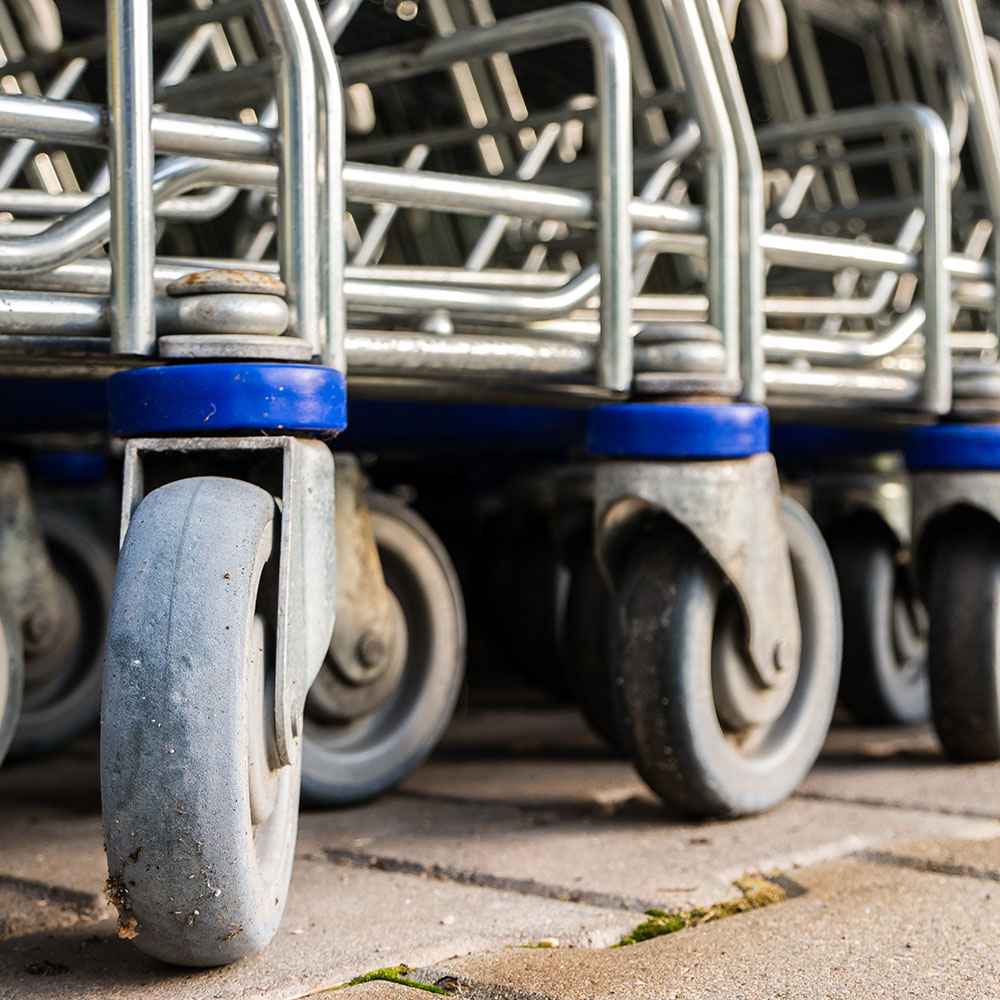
[802,746,1000,819]
[415,859,1000,1000]
[3,713,1000,1000]
[306,788,1000,912]
[0,854,644,1000]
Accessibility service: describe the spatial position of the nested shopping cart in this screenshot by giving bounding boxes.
[0,0,998,972]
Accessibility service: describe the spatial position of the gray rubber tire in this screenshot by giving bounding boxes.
[927,516,1000,760]
[827,521,929,726]
[0,591,24,768]
[613,497,841,818]
[301,492,465,806]
[102,477,300,967]
[12,508,115,756]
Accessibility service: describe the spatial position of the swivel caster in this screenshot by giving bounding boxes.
[826,518,928,726]
[924,513,1000,759]
[612,497,841,817]
[102,477,301,966]
[301,492,465,806]
[12,508,115,756]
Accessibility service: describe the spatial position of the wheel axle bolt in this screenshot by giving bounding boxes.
[24,610,54,645]
[356,632,387,669]
[773,636,795,674]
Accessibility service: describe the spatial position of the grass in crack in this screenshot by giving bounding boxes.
[327,965,450,994]
[613,875,787,947]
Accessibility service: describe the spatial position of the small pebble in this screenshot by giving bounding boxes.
[440,914,455,926]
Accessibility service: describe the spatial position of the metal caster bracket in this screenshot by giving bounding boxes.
[594,453,801,686]
[328,454,395,685]
[120,436,335,766]
[911,469,1000,564]
[0,460,64,655]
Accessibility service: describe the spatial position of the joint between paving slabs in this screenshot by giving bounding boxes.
[853,848,1000,882]
[323,847,649,911]
[0,873,107,918]
[794,790,1000,822]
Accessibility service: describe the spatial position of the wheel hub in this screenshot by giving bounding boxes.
[305,591,408,725]
[712,597,799,731]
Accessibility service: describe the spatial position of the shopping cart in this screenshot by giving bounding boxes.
[2,0,997,972]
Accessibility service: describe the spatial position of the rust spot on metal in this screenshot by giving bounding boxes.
[166,269,286,298]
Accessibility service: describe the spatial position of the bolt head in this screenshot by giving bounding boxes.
[356,632,388,669]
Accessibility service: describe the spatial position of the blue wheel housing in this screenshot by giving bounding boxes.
[587,403,769,459]
[905,423,1000,470]
[108,364,347,437]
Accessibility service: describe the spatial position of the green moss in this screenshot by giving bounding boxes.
[327,965,450,995]
[613,875,786,948]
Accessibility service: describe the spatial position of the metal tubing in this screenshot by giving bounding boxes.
[340,3,634,390]
[763,306,927,364]
[691,0,765,402]
[0,93,275,161]
[253,0,319,353]
[939,0,1000,322]
[293,0,349,370]
[655,0,740,389]
[108,0,155,355]
[759,103,952,413]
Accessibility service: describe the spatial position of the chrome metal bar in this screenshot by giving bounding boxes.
[939,0,1000,325]
[656,0,740,390]
[758,103,952,413]
[339,3,634,390]
[294,0,348,369]
[692,0,765,402]
[108,0,154,355]
[253,0,319,353]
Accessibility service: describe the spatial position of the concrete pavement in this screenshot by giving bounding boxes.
[1,709,999,999]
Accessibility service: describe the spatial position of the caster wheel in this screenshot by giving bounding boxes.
[102,477,299,966]
[827,521,929,726]
[301,492,465,806]
[564,544,621,750]
[613,496,841,818]
[927,516,1000,760]
[12,508,115,756]
[0,593,24,768]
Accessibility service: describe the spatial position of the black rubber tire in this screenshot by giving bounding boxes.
[827,522,929,726]
[12,508,115,756]
[102,477,299,966]
[301,492,465,806]
[0,591,24,769]
[564,545,621,750]
[612,497,841,818]
[927,517,1000,760]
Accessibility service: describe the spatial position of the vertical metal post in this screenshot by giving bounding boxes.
[254,0,320,357]
[939,0,1000,337]
[108,0,155,355]
[295,0,351,372]
[659,0,741,391]
[691,0,764,403]
[589,6,634,393]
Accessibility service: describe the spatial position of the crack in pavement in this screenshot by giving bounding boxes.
[853,849,1000,883]
[322,848,652,913]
